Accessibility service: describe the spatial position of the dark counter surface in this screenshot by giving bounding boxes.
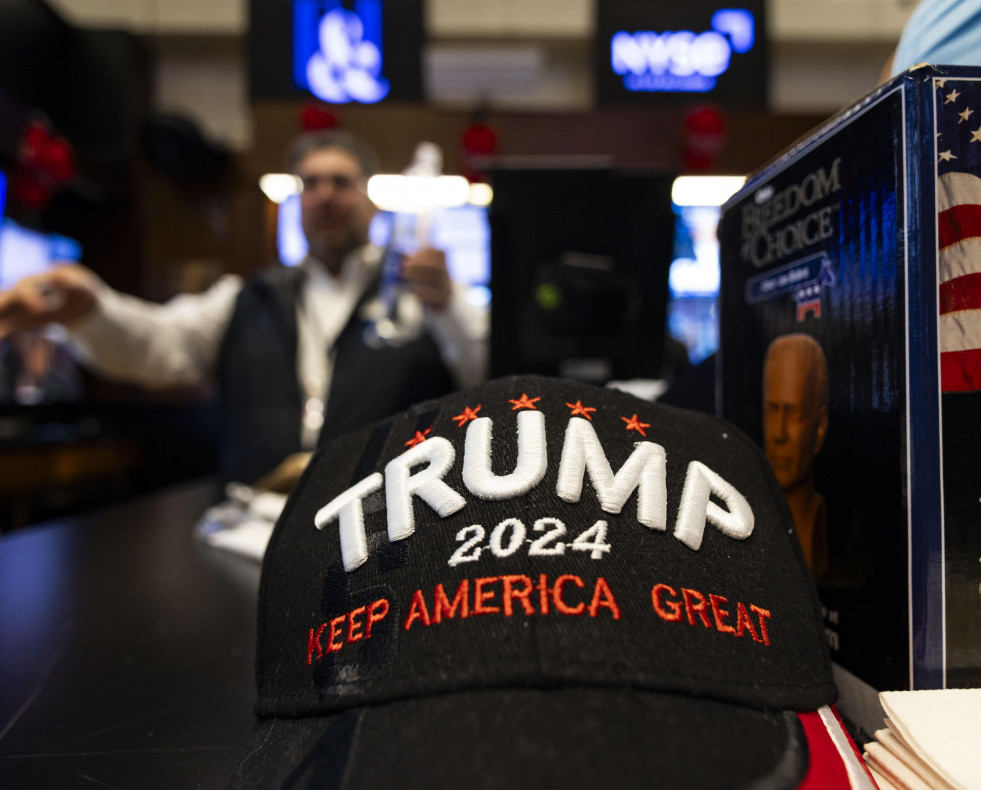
[0,478,261,789]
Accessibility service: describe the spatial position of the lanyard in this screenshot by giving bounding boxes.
[295,251,380,449]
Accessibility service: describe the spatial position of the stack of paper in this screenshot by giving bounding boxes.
[862,689,981,790]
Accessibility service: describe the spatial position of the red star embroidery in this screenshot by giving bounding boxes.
[405,427,432,447]
[508,393,541,411]
[566,400,596,420]
[452,404,482,427]
[621,414,650,437]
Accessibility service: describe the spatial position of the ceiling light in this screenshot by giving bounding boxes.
[367,174,471,212]
[468,182,493,207]
[259,173,302,204]
[671,175,746,207]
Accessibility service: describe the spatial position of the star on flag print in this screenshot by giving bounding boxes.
[935,78,981,391]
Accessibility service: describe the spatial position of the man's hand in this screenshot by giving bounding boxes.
[0,264,100,339]
[401,247,452,311]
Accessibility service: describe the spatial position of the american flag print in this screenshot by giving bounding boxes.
[935,78,981,391]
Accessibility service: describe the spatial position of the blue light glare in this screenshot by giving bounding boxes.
[277,197,491,294]
[610,8,754,94]
[0,218,83,290]
[711,9,754,53]
[0,523,74,655]
[667,205,722,364]
[293,0,390,104]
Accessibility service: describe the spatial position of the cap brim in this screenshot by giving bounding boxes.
[229,687,811,790]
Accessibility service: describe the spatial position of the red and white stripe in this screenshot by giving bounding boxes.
[937,171,981,391]
[796,705,879,789]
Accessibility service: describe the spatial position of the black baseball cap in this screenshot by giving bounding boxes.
[229,375,872,789]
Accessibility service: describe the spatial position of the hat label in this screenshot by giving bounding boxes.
[315,414,755,572]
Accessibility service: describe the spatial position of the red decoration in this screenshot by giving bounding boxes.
[10,169,51,210]
[460,120,498,183]
[681,103,727,172]
[11,120,76,210]
[300,103,338,131]
[621,414,651,437]
[566,401,597,421]
[462,123,497,156]
[405,427,432,448]
[39,138,75,183]
[508,393,540,411]
[452,405,482,427]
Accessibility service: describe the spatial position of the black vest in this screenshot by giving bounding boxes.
[215,264,455,485]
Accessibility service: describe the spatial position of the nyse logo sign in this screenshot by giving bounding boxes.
[294,0,390,104]
[609,9,756,95]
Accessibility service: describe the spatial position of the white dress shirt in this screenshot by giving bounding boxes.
[67,245,488,446]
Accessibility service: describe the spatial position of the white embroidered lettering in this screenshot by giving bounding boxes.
[557,418,668,530]
[489,518,527,558]
[313,472,384,572]
[385,437,467,542]
[448,524,485,567]
[673,461,754,550]
[445,516,613,567]
[571,520,612,559]
[315,415,756,573]
[528,517,567,556]
[462,412,547,499]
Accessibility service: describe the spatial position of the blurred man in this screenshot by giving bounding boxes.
[762,333,829,578]
[882,0,981,80]
[0,130,487,485]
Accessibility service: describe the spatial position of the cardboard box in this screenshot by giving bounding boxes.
[718,64,981,741]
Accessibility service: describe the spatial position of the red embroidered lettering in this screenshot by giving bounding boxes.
[304,573,640,664]
[366,598,389,638]
[649,582,771,647]
[682,587,712,628]
[307,599,390,664]
[588,577,621,619]
[751,604,772,646]
[709,594,736,635]
[735,601,760,642]
[553,574,586,615]
[307,624,327,665]
[346,605,366,644]
[326,615,346,652]
[651,584,683,622]
[473,576,500,615]
[502,575,534,616]
[537,573,550,614]
[404,589,432,630]
[434,580,470,622]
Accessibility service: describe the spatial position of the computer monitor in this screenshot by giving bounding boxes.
[488,164,675,384]
[0,217,82,290]
[276,194,491,308]
[0,217,84,405]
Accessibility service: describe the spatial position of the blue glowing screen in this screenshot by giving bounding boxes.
[293,0,390,104]
[611,9,755,94]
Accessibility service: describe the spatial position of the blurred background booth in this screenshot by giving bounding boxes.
[0,0,918,529]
